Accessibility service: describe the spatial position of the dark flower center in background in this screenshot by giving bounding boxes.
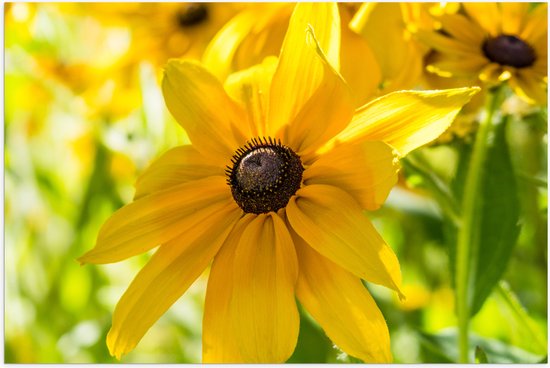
[227,137,304,214]
[176,3,208,28]
[482,34,536,68]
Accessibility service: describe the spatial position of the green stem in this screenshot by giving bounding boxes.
[455,86,505,363]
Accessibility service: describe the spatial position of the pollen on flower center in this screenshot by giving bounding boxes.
[482,34,536,68]
[176,3,208,28]
[226,137,304,214]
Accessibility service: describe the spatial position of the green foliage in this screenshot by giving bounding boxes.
[419,329,544,363]
[450,116,521,316]
[475,345,489,363]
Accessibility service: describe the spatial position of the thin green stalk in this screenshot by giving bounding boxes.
[455,86,505,363]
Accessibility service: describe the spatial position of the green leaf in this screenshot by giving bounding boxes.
[419,329,544,363]
[475,346,489,363]
[450,116,521,316]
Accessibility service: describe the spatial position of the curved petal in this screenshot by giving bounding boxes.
[520,4,548,43]
[280,29,354,160]
[427,53,488,78]
[134,145,223,200]
[202,9,258,80]
[224,56,278,138]
[106,205,242,359]
[230,213,299,363]
[162,59,248,166]
[463,3,501,36]
[268,3,340,136]
[287,184,403,294]
[332,87,480,156]
[412,28,479,56]
[203,214,256,363]
[340,11,381,106]
[304,141,399,211]
[350,3,422,90]
[293,231,392,363]
[509,69,548,105]
[501,3,529,36]
[78,176,235,264]
[438,13,487,45]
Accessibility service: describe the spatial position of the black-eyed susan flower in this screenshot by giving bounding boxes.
[85,3,241,67]
[79,3,478,363]
[414,3,547,105]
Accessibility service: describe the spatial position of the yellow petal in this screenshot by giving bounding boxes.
[340,10,381,106]
[350,3,423,91]
[501,3,529,35]
[231,213,299,363]
[134,145,223,200]
[224,56,278,138]
[107,205,241,359]
[438,13,487,44]
[280,29,354,160]
[509,69,548,105]
[78,176,234,264]
[413,28,479,56]
[287,184,402,294]
[463,3,501,36]
[268,3,340,136]
[233,5,293,70]
[202,9,258,80]
[293,232,392,363]
[520,4,548,43]
[203,214,256,363]
[427,53,488,78]
[162,59,248,167]
[304,141,398,211]
[333,87,480,156]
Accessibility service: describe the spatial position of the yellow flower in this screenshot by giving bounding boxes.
[349,2,459,94]
[85,3,241,67]
[414,3,548,105]
[79,3,478,363]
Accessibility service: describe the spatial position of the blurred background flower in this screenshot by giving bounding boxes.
[5,2,547,364]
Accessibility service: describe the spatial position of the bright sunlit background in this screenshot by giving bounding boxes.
[5,2,547,363]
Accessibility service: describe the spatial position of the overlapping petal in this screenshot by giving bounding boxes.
[230,213,299,363]
[520,4,548,43]
[268,2,340,136]
[340,10,381,105]
[280,29,354,160]
[293,232,392,363]
[463,3,500,35]
[134,145,223,199]
[304,140,398,211]
[350,3,424,92]
[106,204,241,359]
[332,87,479,156]
[436,13,486,45]
[78,176,234,264]
[224,56,278,138]
[203,215,255,363]
[501,3,529,35]
[162,60,248,166]
[287,184,402,294]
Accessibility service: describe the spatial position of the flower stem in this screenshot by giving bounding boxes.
[455,86,505,363]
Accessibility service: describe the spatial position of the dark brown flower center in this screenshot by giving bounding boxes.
[482,34,536,68]
[226,137,304,214]
[176,3,208,28]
